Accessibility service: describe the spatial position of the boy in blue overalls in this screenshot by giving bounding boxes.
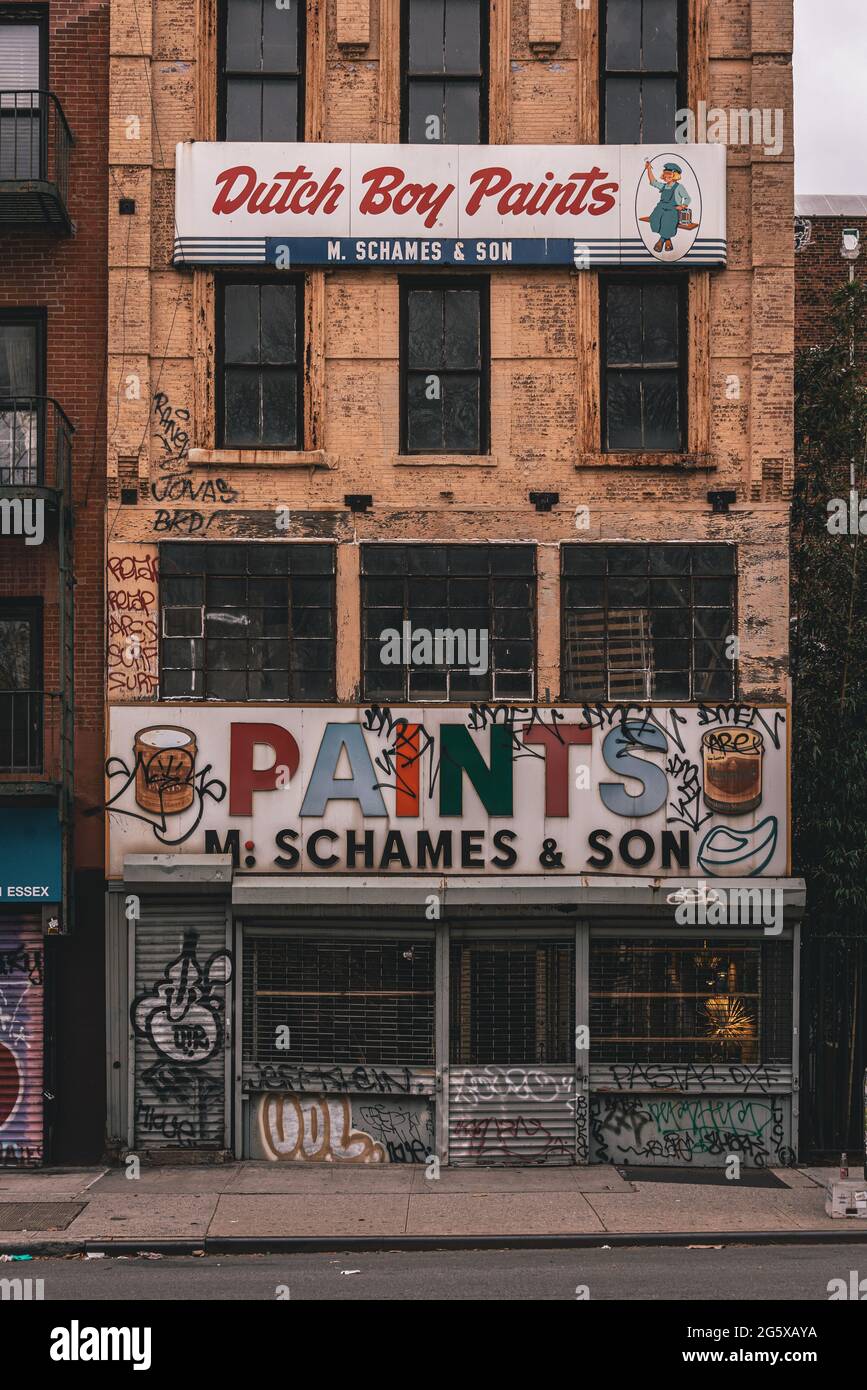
[644,160,691,253]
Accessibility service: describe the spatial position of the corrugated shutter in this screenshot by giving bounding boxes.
[0,916,44,1166]
[449,1068,577,1165]
[132,896,230,1151]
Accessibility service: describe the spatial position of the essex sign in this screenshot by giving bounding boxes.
[107,704,787,879]
[173,142,727,269]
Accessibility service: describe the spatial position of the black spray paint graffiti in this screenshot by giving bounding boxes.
[355,1101,435,1164]
[152,392,190,460]
[589,1094,796,1167]
[132,933,232,1066]
[243,1062,430,1096]
[0,947,42,986]
[152,475,239,505]
[602,1062,785,1095]
[666,754,713,832]
[132,935,232,1149]
[105,748,227,847]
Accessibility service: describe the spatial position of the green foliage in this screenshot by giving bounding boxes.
[792,281,867,920]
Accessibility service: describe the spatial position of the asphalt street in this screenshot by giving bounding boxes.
[18,1245,866,1300]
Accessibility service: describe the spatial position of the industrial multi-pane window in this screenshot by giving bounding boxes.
[601,278,685,452]
[159,543,335,700]
[217,279,303,449]
[243,937,436,1067]
[361,543,535,702]
[450,941,576,1065]
[219,0,304,140]
[401,279,489,454]
[561,544,736,703]
[402,0,486,143]
[590,938,793,1065]
[602,0,682,143]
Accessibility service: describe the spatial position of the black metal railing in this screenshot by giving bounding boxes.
[0,689,62,777]
[0,90,73,205]
[0,396,73,489]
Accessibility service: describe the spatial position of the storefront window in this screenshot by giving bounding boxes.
[243,935,435,1066]
[561,542,736,702]
[450,940,575,1065]
[590,937,793,1064]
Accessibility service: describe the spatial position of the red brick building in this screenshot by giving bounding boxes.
[795,195,867,362]
[0,0,107,1163]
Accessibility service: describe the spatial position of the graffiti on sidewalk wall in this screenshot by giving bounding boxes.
[253,1093,434,1164]
[0,937,44,1166]
[589,1094,796,1167]
[132,932,232,1149]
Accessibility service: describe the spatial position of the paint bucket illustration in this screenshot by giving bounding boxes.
[134,725,197,814]
[701,729,764,816]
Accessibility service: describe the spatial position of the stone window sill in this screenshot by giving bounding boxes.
[393,454,498,468]
[575,452,714,470]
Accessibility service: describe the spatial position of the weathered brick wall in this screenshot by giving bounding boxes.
[795,215,867,366]
[0,0,108,869]
[107,0,794,707]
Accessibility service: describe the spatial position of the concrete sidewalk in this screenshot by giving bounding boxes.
[0,1164,864,1251]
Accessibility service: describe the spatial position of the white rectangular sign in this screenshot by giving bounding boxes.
[173,142,727,268]
[107,703,786,879]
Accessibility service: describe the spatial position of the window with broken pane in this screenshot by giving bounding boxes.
[602,0,682,143]
[218,278,303,449]
[160,543,335,700]
[402,0,486,144]
[219,0,303,140]
[401,280,488,454]
[602,278,685,452]
[361,543,535,701]
[561,544,736,702]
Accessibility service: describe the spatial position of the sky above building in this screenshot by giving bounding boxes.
[795,0,867,193]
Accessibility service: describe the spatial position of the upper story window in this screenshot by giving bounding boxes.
[219,0,304,141]
[0,8,46,180]
[602,0,682,143]
[217,277,303,449]
[362,543,536,702]
[400,278,489,454]
[601,277,686,452]
[561,544,736,703]
[0,599,42,773]
[402,0,487,144]
[0,309,44,487]
[160,542,336,701]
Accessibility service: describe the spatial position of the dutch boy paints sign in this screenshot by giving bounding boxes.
[106,704,786,879]
[173,143,727,268]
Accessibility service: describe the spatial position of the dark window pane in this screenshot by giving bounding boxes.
[442,374,480,451]
[606,284,642,364]
[444,0,480,69]
[642,76,678,142]
[643,369,680,450]
[261,285,296,364]
[408,0,445,71]
[262,370,297,445]
[444,291,480,370]
[407,374,443,451]
[606,371,642,450]
[605,76,641,143]
[643,283,679,364]
[608,546,647,575]
[695,669,734,700]
[652,669,690,700]
[694,578,733,606]
[226,0,262,71]
[224,371,260,445]
[223,283,259,365]
[562,547,607,576]
[0,324,37,395]
[643,0,678,68]
[261,0,298,71]
[693,546,735,576]
[444,81,480,143]
[262,81,298,139]
[225,80,262,141]
[694,608,732,640]
[606,0,641,67]
[407,291,442,370]
[651,576,689,606]
[161,576,204,605]
[608,576,649,607]
[649,544,690,575]
[408,80,446,142]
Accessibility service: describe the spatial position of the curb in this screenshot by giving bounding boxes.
[3,1229,867,1257]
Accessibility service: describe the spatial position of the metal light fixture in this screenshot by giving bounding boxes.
[841,228,862,262]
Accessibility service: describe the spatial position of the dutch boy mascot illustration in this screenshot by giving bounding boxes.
[641,158,698,254]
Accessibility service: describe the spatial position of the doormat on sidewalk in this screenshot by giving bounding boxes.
[0,1202,85,1231]
[616,1166,788,1189]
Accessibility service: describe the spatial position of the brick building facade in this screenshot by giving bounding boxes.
[0,0,108,1163]
[795,195,867,361]
[103,0,803,1169]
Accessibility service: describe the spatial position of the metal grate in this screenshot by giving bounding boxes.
[449,940,575,1065]
[243,936,435,1066]
[590,937,792,1065]
[0,1202,84,1230]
